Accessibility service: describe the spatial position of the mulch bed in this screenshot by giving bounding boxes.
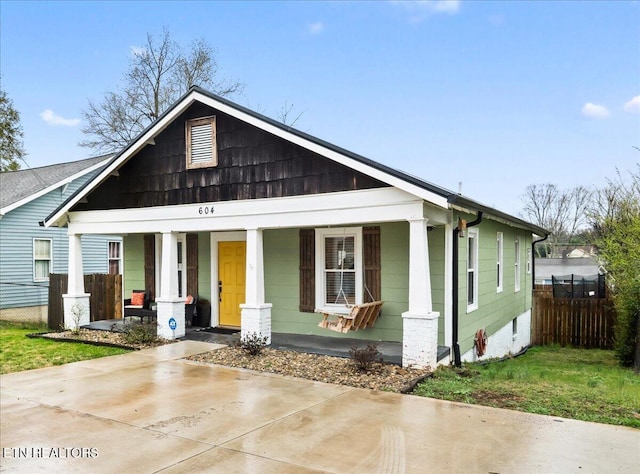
[29,329,175,350]
[187,347,432,393]
[33,329,432,393]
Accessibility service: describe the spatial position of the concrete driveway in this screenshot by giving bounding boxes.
[1,341,638,473]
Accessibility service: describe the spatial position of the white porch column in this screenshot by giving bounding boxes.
[156,232,185,339]
[63,233,90,329]
[240,228,272,343]
[402,218,440,369]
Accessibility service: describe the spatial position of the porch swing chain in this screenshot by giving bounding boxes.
[333,231,375,306]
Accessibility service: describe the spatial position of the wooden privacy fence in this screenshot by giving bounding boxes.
[48,274,122,329]
[532,289,616,349]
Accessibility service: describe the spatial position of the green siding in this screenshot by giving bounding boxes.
[123,234,145,296]
[455,215,533,355]
[265,222,426,342]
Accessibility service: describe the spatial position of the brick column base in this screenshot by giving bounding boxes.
[402,311,440,369]
[156,299,185,339]
[63,294,90,330]
[240,304,273,344]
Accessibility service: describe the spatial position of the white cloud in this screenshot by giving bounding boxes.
[581,102,610,119]
[623,95,640,114]
[308,21,324,35]
[394,0,461,21]
[130,45,146,57]
[40,109,80,127]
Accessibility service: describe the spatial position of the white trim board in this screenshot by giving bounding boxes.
[65,188,434,235]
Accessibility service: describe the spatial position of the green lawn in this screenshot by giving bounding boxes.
[413,345,640,428]
[0,321,130,374]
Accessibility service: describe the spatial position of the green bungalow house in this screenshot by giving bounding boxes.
[43,87,547,368]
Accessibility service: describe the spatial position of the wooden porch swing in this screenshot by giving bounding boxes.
[316,232,383,333]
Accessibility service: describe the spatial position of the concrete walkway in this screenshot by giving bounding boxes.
[1,341,638,473]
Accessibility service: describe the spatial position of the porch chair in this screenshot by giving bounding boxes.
[124,289,156,323]
[185,294,198,327]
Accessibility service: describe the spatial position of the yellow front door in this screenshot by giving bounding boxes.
[218,241,246,327]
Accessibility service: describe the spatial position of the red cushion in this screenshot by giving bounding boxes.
[131,292,145,306]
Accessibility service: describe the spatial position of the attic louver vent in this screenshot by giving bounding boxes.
[186,116,217,169]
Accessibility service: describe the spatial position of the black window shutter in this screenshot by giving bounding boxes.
[299,229,315,312]
[363,226,381,302]
[143,234,156,301]
[187,233,198,296]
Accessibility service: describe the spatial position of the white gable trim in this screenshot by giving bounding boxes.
[1,159,110,217]
[44,90,448,227]
[192,92,449,208]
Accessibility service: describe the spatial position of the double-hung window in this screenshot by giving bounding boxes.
[496,232,503,293]
[315,227,363,312]
[33,239,52,282]
[467,228,479,312]
[515,236,521,292]
[108,241,122,274]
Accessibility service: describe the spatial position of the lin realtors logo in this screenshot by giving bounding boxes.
[2,447,99,458]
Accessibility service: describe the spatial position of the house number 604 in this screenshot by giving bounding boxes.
[198,206,214,215]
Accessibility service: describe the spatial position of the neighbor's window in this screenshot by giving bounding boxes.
[467,228,479,312]
[186,116,217,169]
[496,232,503,293]
[33,239,52,282]
[108,241,122,275]
[315,227,363,311]
[515,236,521,292]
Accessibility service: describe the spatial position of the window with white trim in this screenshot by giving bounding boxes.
[108,241,122,275]
[33,239,52,282]
[515,236,521,292]
[186,116,217,169]
[526,247,532,274]
[467,228,479,312]
[496,232,503,293]
[315,227,363,312]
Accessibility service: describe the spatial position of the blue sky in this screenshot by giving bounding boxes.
[1,0,638,216]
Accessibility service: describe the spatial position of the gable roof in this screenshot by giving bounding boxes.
[0,155,112,216]
[43,87,548,236]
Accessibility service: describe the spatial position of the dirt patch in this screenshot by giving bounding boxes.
[473,390,526,409]
[187,346,431,393]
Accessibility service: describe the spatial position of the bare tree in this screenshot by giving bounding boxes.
[277,101,304,127]
[80,28,243,153]
[520,184,592,257]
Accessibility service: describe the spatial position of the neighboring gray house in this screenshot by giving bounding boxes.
[0,156,122,323]
[535,256,602,286]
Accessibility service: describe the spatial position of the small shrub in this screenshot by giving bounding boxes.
[69,303,84,334]
[122,322,159,345]
[237,332,268,356]
[349,344,383,372]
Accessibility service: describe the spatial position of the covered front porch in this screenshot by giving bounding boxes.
[62,188,451,368]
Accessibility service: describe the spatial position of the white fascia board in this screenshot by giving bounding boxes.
[193,92,449,208]
[66,188,426,235]
[1,159,110,217]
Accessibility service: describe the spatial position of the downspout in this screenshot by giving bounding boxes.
[531,234,549,288]
[452,211,483,368]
